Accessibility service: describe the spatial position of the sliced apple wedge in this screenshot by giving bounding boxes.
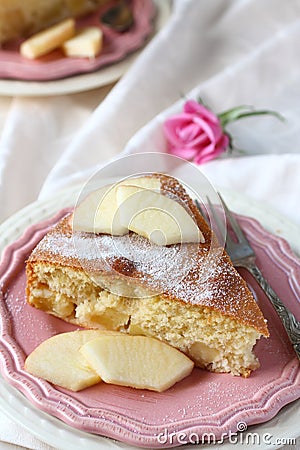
[80,334,194,392]
[72,177,161,235]
[20,18,75,59]
[117,185,204,246]
[24,330,105,392]
[62,26,103,58]
[73,183,128,235]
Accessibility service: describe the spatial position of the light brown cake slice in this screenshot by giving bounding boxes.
[0,0,110,44]
[26,174,269,377]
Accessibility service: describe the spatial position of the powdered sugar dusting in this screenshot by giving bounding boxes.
[31,219,259,324]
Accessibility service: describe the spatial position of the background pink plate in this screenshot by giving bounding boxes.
[0,0,155,81]
[0,209,299,449]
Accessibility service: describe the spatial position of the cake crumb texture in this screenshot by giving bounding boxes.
[27,263,261,377]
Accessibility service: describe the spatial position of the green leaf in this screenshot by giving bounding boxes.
[218,106,285,127]
[218,105,250,126]
[227,110,284,123]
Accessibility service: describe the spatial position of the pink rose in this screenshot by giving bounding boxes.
[163,100,229,164]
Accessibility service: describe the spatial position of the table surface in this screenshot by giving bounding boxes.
[0,82,116,137]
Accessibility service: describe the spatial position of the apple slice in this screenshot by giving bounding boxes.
[72,177,161,235]
[24,330,105,392]
[20,18,75,59]
[80,334,194,392]
[72,183,127,235]
[117,185,204,245]
[62,26,103,58]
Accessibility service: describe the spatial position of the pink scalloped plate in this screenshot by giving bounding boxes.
[0,209,299,448]
[0,0,155,81]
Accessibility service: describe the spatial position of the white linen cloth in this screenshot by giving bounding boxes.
[0,0,300,448]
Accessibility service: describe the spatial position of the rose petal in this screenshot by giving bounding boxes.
[178,122,202,142]
[207,120,223,142]
[164,114,198,146]
[164,103,229,166]
[195,133,228,158]
[164,114,214,148]
[192,143,216,163]
[193,147,222,164]
[184,100,219,124]
[167,144,198,160]
[186,132,210,147]
[164,113,223,147]
[215,133,230,153]
[191,116,219,144]
[193,134,229,164]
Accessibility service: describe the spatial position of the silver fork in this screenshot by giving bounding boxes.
[196,195,300,361]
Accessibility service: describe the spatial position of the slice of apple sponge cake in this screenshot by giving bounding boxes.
[26,174,268,377]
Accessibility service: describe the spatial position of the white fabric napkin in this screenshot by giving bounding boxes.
[38,0,300,202]
[0,0,300,448]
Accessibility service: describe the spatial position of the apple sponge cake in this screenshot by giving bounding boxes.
[0,0,109,44]
[26,174,269,377]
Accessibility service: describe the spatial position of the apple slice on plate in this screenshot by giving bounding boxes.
[80,334,194,392]
[62,27,103,58]
[20,18,76,59]
[24,330,104,392]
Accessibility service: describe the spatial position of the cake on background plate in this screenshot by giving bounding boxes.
[0,0,110,44]
[26,174,269,378]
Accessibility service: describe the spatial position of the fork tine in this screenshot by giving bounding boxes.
[218,193,248,243]
[206,196,231,245]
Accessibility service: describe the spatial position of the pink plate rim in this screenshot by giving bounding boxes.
[0,0,156,81]
[0,209,299,448]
